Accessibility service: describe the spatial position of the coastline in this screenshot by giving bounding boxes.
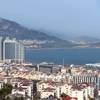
[25,47,100,50]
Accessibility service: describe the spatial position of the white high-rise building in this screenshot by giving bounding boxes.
[3,37,24,63]
[0,37,3,61]
[15,41,24,63]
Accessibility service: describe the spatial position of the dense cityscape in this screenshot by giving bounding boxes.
[0,0,100,100]
[0,37,99,100]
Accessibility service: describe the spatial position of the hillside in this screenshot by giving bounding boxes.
[72,36,100,43]
[0,18,74,48]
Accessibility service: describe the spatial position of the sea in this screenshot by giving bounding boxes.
[25,48,100,65]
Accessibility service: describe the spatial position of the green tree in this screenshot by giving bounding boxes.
[60,93,67,97]
[0,83,13,100]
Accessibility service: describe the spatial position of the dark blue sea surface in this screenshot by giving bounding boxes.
[25,48,100,65]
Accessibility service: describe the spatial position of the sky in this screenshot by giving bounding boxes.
[0,0,100,39]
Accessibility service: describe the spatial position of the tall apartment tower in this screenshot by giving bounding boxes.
[16,41,24,63]
[3,37,24,63]
[0,37,3,61]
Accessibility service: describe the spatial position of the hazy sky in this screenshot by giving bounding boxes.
[0,0,100,38]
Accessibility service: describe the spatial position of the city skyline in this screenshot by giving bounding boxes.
[0,0,100,39]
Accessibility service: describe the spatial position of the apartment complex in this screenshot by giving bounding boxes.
[0,37,24,63]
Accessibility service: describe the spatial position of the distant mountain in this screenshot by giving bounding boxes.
[1,17,100,48]
[73,36,100,43]
[0,17,74,48]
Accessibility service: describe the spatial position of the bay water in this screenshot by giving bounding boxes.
[25,48,100,65]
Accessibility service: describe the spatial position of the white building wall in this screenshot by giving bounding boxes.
[41,91,54,98]
[72,90,84,100]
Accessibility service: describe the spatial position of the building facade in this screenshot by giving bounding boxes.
[3,37,24,63]
[0,37,3,61]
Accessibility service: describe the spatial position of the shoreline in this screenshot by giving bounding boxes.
[25,47,100,50]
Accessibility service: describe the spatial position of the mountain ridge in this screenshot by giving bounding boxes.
[0,17,100,48]
[73,36,100,43]
[0,17,73,48]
